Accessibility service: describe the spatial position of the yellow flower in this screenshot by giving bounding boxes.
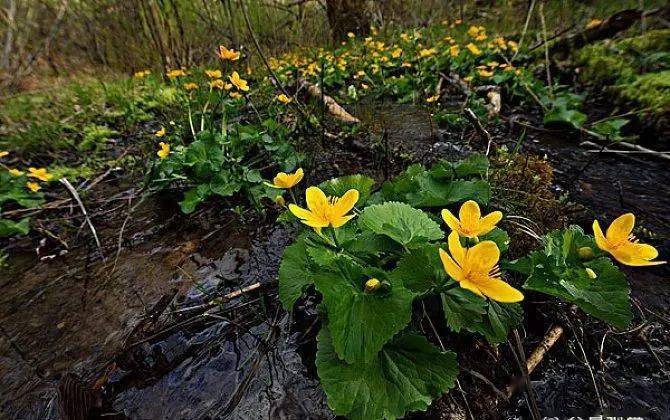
[277,94,292,104]
[205,69,222,79]
[0,151,8,158]
[134,70,151,78]
[228,71,249,92]
[419,48,437,58]
[183,82,198,91]
[478,69,494,78]
[467,25,480,38]
[267,168,303,189]
[449,45,460,57]
[218,45,240,61]
[230,91,242,99]
[439,231,523,302]
[167,69,186,78]
[157,142,170,159]
[26,182,41,193]
[155,127,166,137]
[364,278,381,293]
[507,40,518,51]
[426,94,440,103]
[8,168,24,176]
[209,79,226,90]
[28,167,53,182]
[391,48,402,58]
[401,61,412,68]
[441,200,502,239]
[466,43,482,56]
[586,19,602,29]
[289,186,359,232]
[593,213,665,266]
[347,32,355,38]
[400,33,411,42]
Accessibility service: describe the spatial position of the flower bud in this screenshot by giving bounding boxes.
[585,268,597,279]
[364,278,381,293]
[274,195,286,207]
[578,246,595,260]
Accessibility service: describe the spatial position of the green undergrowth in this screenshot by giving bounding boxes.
[0,75,182,157]
[575,29,670,128]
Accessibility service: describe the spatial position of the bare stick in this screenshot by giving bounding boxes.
[300,79,360,124]
[580,141,670,162]
[464,108,493,155]
[59,177,105,262]
[237,0,311,122]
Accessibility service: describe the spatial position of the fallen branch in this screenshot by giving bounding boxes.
[580,140,670,162]
[506,324,564,397]
[299,79,360,124]
[548,6,669,56]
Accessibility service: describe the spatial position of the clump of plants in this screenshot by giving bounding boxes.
[277,155,663,420]
[0,151,52,238]
[145,46,303,213]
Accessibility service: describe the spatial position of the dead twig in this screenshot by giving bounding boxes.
[464,108,493,156]
[59,178,105,262]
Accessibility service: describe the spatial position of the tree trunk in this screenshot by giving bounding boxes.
[325,0,370,42]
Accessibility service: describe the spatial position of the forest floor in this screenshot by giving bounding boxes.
[1,16,669,420]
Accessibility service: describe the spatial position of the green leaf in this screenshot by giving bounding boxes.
[179,184,211,214]
[467,300,523,344]
[359,202,443,248]
[210,172,242,197]
[441,287,487,333]
[377,163,490,207]
[278,236,313,310]
[430,154,489,179]
[319,174,376,205]
[390,243,446,293]
[524,255,632,328]
[314,260,415,364]
[543,107,587,129]
[591,118,629,140]
[0,218,30,237]
[481,228,510,253]
[316,327,458,420]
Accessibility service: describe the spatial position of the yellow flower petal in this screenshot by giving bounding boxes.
[288,203,312,220]
[592,220,609,252]
[459,200,481,230]
[439,248,465,283]
[459,279,484,297]
[476,277,524,302]
[447,231,466,266]
[332,189,359,217]
[331,214,355,228]
[441,209,462,232]
[479,211,503,234]
[606,213,635,244]
[466,240,500,273]
[306,186,328,214]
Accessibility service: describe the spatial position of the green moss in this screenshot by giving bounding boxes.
[617,71,670,115]
[576,30,670,85]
